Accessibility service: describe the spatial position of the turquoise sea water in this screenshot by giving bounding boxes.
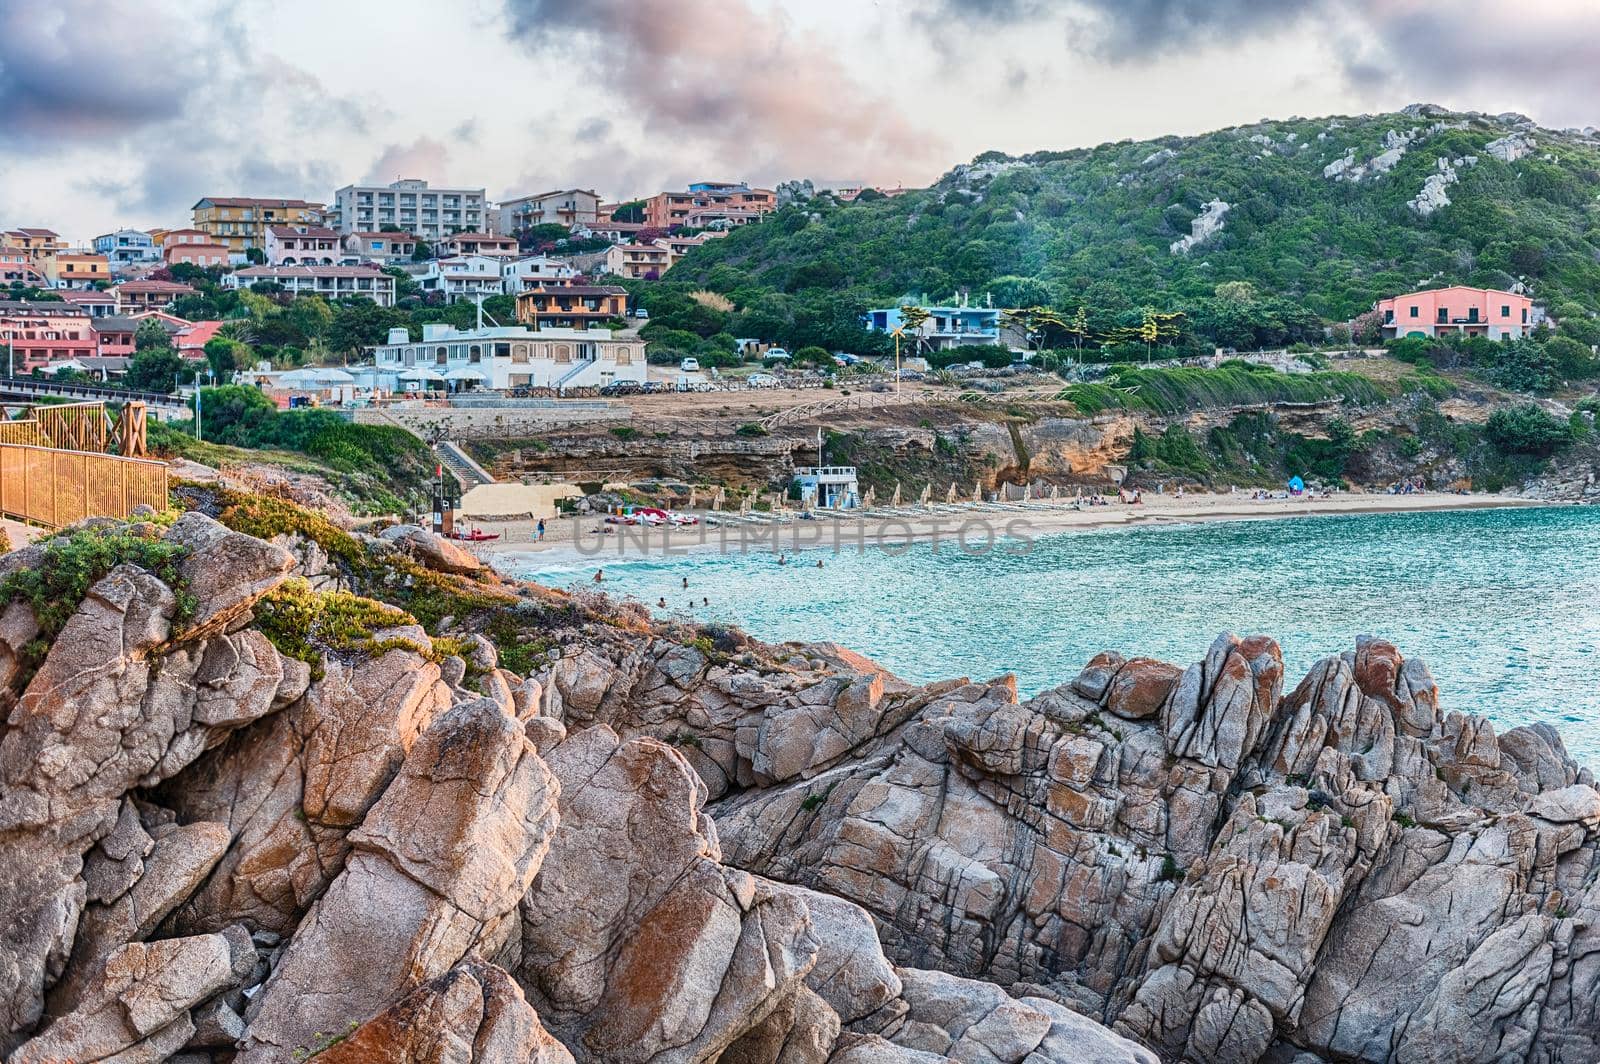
[512,506,1600,765]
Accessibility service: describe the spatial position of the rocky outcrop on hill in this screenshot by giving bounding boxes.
[0,505,1594,1063]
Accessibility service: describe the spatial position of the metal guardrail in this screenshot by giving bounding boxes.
[0,442,169,527]
[0,375,186,410]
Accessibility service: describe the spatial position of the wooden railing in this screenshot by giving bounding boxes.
[0,443,169,527]
[0,420,50,447]
[0,401,148,457]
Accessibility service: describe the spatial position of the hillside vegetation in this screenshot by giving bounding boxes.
[670,104,1600,354]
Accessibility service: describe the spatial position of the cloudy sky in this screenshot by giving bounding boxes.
[4,0,1598,243]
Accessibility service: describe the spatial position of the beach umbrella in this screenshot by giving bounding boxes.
[918,484,931,506]
[1051,484,1061,501]
[443,365,487,381]
[399,367,446,382]
[277,368,324,387]
[688,486,698,508]
[972,482,982,503]
[946,483,957,503]
[863,486,876,508]
[309,367,355,384]
[891,482,902,507]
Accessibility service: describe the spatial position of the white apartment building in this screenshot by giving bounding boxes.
[500,255,578,293]
[495,189,602,234]
[329,179,487,241]
[367,322,646,391]
[223,265,397,306]
[264,225,342,266]
[406,256,505,302]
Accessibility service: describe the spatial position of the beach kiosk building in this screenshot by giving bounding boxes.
[794,466,861,509]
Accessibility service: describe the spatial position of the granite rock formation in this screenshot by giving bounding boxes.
[0,507,1593,1064]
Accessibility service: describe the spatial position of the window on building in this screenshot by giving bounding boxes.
[1436,307,1448,323]
[435,347,447,365]
[1522,309,1528,323]
[1410,306,1419,318]
[1502,305,1510,317]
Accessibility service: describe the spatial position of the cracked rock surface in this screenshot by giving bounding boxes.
[0,513,1592,1064]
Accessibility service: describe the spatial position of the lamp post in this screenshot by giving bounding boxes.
[890,326,904,395]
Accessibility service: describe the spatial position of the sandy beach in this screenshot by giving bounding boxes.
[466,490,1553,574]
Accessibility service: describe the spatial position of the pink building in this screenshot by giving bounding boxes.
[1375,286,1534,340]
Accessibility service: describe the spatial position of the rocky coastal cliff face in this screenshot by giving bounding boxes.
[0,498,1595,1063]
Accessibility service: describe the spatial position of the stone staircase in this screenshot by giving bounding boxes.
[437,440,495,489]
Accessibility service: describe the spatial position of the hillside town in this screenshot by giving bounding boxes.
[2,178,928,388]
[0,175,1548,399]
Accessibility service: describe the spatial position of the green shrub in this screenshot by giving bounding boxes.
[0,525,193,639]
[253,578,425,679]
[1484,403,1572,456]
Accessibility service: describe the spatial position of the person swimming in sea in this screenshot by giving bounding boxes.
[593,569,604,583]
[657,597,667,609]
[682,576,689,589]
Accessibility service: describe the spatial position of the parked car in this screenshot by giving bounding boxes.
[599,380,642,396]
[747,373,779,388]
[763,348,790,363]
[680,357,700,372]
[634,308,650,319]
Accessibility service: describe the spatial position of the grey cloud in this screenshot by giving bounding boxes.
[13,1,379,230]
[1340,4,1600,127]
[502,0,943,189]
[362,138,453,186]
[1064,0,1328,60]
[0,3,201,143]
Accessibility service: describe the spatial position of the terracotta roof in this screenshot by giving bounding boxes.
[117,280,197,293]
[15,228,60,237]
[177,320,226,348]
[348,231,417,241]
[233,265,392,279]
[519,285,627,296]
[194,197,322,209]
[267,225,340,240]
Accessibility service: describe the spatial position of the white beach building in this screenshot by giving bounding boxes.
[366,322,647,391]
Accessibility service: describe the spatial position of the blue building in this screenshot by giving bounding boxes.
[863,303,1004,350]
[92,229,160,270]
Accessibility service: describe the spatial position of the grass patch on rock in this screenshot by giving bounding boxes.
[0,524,194,639]
[253,578,427,679]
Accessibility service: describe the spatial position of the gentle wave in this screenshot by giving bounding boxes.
[508,506,1600,766]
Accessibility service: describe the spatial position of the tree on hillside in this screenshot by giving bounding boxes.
[134,318,172,352]
[1065,305,1091,355]
[897,305,930,355]
[611,201,646,223]
[125,333,185,393]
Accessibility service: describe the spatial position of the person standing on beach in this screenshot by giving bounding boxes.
[536,519,545,541]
